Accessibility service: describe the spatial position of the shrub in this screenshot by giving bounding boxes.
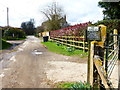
[56,81,92,89]
[55,42,62,46]
[66,47,75,52]
[3,27,25,40]
[95,19,120,33]
[71,81,92,89]
[1,39,12,49]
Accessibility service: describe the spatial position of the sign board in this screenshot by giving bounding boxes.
[87,26,101,41]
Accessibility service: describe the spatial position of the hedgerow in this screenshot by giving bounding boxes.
[1,27,25,40]
[95,19,120,33]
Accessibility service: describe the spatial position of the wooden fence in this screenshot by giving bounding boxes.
[50,22,91,51]
[50,36,88,51]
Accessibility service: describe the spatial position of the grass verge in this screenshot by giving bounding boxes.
[56,81,92,89]
[41,41,88,57]
[56,82,75,88]
[3,37,26,40]
[1,39,12,50]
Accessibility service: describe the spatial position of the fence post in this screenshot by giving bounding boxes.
[83,35,85,52]
[105,32,109,74]
[87,41,90,83]
[88,41,97,86]
[113,29,118,56]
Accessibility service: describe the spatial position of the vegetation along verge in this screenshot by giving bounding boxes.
[41,41,88,57]
[55,81,92,89]
[1,39,12,50]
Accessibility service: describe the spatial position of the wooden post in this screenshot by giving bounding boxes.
[87,41,91,83]
[61,36,64,46]
[83,35,85,52]
[87,41,97,86]
[94,59,110,89]
[66,35,68,45]
[113,29,118,56]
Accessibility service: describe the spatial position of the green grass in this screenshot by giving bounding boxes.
[3,36,26,40]
[5,37,26,40]
[56,82,75,88]
[41,41,88,57]
[56,81,92,89]
[1,39,12,49]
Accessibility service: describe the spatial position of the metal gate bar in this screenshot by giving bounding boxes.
[105,29,118,82]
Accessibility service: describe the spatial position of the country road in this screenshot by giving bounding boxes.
[0,36,118,88]
[0,36,88,88]
[1,36,51,88]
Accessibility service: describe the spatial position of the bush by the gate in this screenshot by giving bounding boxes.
[95,19,120,33]
[56,81,92,89]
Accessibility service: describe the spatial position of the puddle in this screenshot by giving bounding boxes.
[32,50,43,55]
[0,73,4,78]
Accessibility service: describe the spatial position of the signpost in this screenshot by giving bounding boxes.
[86,26,101,41]
[87,25,107,88]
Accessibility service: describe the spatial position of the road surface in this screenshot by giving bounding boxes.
[1,36,51,88]
[0,36,88,88]
[0,36,118,88]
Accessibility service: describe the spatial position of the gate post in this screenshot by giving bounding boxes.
[87,25,107,88]
[113,29,118,56]
[88,41,97,86]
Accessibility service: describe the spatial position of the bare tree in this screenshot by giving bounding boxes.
[41,2,64,20]
[41,2,68,31]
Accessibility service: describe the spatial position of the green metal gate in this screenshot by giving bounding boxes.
[92,29,119,89]
[104,29,119,87]
[87,25,119,89]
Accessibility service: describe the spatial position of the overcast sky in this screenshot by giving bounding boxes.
[0,0,103,27]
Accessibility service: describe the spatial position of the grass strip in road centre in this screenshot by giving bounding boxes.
[41,41,88,57]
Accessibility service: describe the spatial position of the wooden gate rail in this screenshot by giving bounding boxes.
[94,55,111,89]
[50,36,88,50]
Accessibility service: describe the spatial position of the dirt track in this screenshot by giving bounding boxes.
[0,36,118,88]
[0,36,88,88]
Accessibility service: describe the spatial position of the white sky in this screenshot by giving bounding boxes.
[0,0,103,27]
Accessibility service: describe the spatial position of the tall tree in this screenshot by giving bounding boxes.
[98,2,120,19]
[35,26,44,33]
[41,2,63,20]
[21,19,35,35]
[21,22,27,32]
[41,2,68,31]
